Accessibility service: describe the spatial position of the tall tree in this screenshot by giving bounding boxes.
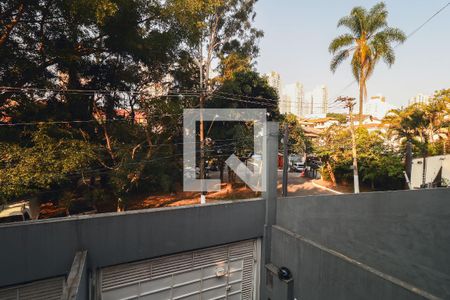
[329,2,406,120]
[168,0,263,194]
[207,70,279,181]
[0,0,183,207]
[383,89,450,185]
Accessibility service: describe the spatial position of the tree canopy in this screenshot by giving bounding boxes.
[0,0,274,208]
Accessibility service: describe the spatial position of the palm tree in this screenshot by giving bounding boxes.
[383,105,428,186]
[329,2,406,119]
[383,105,428,143]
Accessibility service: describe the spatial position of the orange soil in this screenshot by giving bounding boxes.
[39,183,260,219]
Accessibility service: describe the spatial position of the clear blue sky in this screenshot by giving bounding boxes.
[254,0,450,109]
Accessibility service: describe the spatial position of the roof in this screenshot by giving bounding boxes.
[361,123,389,129]
[302,126,322,138]
[303,117,340,123]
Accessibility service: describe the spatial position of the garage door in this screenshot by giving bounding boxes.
[0,277,64,300]
[98,240,259,300]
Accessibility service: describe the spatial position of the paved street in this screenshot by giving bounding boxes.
[277,170,334,197]
[208,169,334,197]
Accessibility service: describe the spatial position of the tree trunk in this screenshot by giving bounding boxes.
[219,162,224,182]
[326,161,337,187]
[359,77,364,125]
[0,3,24,48]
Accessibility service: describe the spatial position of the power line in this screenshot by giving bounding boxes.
[213,91,277,103]
[1,138,247,170]
[400,2,450,43]
[0,114,186,127]
[0,86,201,97]
[0,140,251,184]
[211,94,278,107]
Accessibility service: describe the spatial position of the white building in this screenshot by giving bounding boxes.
[301,85,328,116]
[364,94,396,119]
[311,85,328,115]
[283,82,304,117]
[411,155,450,188]
[264,71,286,113]
[265,71,283,97]
[274,79,329,117]
[409,93,431,106]
[303,92,313,116]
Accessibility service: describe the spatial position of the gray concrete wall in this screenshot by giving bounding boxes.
[77,264,87,300]
[0,199,265,288]
[275,188,450,299]
[271,225,433,300]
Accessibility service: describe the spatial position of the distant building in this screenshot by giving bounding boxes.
[283,82,304,117]
[308,117,340,129]
[303,92,313,116]
[364,94,396,119]
[279,95,290,115]
[264,71,285,113]
[265,71,283,97]
[312,85,328,114]
[301,85,328,116]
[276,80,328,117]
[411,154,450,188]
[409,93,431,106]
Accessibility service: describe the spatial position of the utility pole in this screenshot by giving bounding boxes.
[337,96,360,194]
[194,39,206,204]
[282,123,289,197]
[405,140,413,189]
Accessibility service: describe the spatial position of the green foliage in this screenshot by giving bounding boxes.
[206,70,280,167]
[383,89,450,157]
[315,126,404,190]
[281,114,313,155]
[0,0,265,207]
[209,70,280,118]
[168,0,263,57]
[326,113,347,124]
[0,127,94,202]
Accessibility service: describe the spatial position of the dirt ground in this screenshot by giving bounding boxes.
[38,173,347,219]
[38,183,260,219]
[127,183,260,210]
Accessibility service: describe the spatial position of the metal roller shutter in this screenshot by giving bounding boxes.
[0,277,64,300]
[99,239,259,300]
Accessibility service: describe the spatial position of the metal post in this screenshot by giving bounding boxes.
[336,96,359,194]
[348,103,360,194]
[61,251,87,300]
[405,141,413,189]
[198,40,206,204]
[282,123,289,197]
[261,122,279,300]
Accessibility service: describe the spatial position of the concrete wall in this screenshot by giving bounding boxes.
[77,263,87,300]
[0,199,265,288]
[275,188,450,299]
[271,225,433,300]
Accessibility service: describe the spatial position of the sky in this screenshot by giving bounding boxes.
[253,0,450,109]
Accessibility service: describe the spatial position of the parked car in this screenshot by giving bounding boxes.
[0,202,32,224]
[291,162,306,173]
